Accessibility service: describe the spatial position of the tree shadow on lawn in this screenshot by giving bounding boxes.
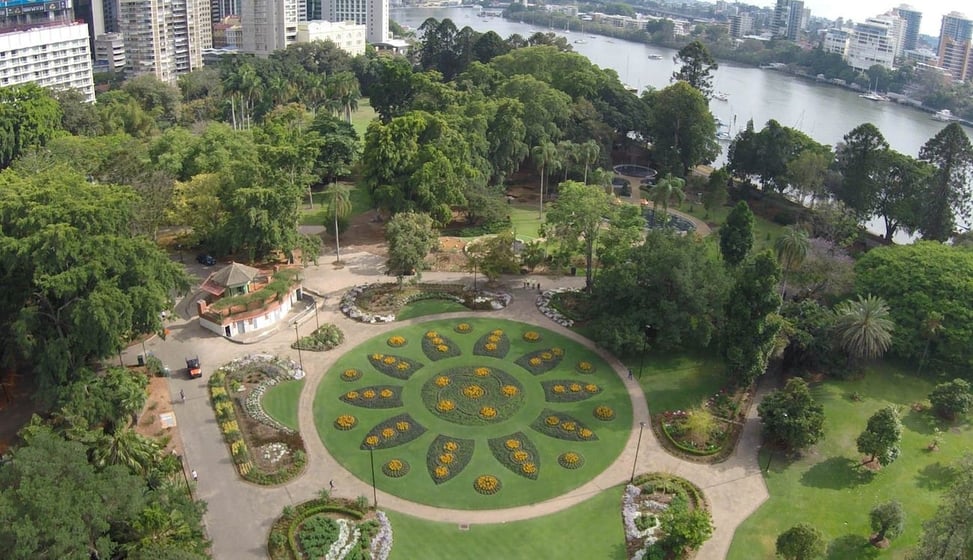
[915,461,959,491]
[827,534,880,560]
[800,456,874,490]
[901,408,941,436]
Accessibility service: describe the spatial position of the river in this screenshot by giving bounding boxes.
[392,6,973,239]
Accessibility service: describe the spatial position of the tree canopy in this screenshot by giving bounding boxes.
[757,378,825,452]
[642,81,718,176]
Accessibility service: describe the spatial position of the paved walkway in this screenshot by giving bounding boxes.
[131,250,767,559]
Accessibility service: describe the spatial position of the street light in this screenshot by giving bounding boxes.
[630,421,646,483]
[293,323,305,373]
[369,446,378,508]
[313,298,320,330]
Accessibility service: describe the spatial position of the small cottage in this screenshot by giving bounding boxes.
[196,262,302,338]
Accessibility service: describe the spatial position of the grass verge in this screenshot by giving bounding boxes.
[262,379,305,432]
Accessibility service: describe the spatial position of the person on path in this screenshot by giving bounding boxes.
[180,389,186,402]
[628,369,634,380]
[191,469,198,482]
[329,480,335,491]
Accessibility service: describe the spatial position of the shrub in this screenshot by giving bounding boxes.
[292,324,345,351]
[929,378,973,420]
[776,523,825,560]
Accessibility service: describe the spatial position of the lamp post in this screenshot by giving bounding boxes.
[293,324,305,372]
[630,421,646,483]
[369,446,378,508]
[313,299,320,330]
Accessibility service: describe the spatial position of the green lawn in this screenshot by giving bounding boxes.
[351,98,378,138]
[509,204,544,241]
[395,299,468,321]
[314,318,633,510]
[386,484,626,559]
[300,182,372,226]
[728,364,973,559]
[622,350,725,414]
[261,379,305,431]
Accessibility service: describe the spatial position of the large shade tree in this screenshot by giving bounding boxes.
[722,251,782,386]
[671,40,718,99]
[543,181,615,290]
[642,81,719,176]
[917,122,973,241]
[757,378,825,452]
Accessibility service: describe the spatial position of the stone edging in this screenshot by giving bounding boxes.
[536,288,579,327]
[339,283,512,323]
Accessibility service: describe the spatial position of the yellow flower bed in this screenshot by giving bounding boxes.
[501,385,519,397]
[484,343,497,351]
[474,475,500,494]
[381,427,396,439]
[594,406,615,420]
[362,389,376,399]
[439,453,454,464]
[431,337,444,345]
[456,323,472,332]
[570,383,582,392]
[436,344,449,353]
[541,352,554,361]
[342,368,360,379]
[211,386,226,397]
[345,390,359,400]
[505,439,521,450]
[521,462,537,475]
[382,356,396,365]
[386,459,404,471]
[474,367,490,377]
[371,353,383,360]
[579,428,594,439]
[512,450,529,462]
[463,385,485,399]
[562,452,580,464]
[585,384,599,393]
[480,406,497,419]
[380,389,394,398]
[221,420,239,433]
[523,331,540,342]
[396,421,410,432]
[578,361,593,372]
[487,335,501,344]
[491,329,504,336]
[396,362,409,371]
[435,376,450,387]
[435,465,449,479]
[334,414,357,430]
[553,384,566,393]
[546,415,560,426]
[551,347,564,356]
[387,335,406,347]
[561,421,577,432]
[437,399,455,412]
[443,441,459,452]
[529,357,542,366]
[365,435,379,447]
[425,330,439,339]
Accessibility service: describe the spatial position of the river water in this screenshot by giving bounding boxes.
[392,7,973,238]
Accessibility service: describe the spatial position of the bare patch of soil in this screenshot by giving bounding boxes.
[0,371,42,455]
[327,210,387,257]
[135,373,185,456]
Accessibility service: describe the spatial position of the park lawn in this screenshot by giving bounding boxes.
[351,98,378,137]
[395,299,468,321]
[386,484,626,560]
[509,204,544,241]
[300,182,372,226]
[261,379,305,431]
[314,318,633,510]
[622,350,726,414]
[728,363,973,560]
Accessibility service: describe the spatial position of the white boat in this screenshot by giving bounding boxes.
[859,91,887,101]
[713,91,728,102]
[932,109,956,122]
[574,39,587,44]
[717,130,733,142]
[647,53,664,60]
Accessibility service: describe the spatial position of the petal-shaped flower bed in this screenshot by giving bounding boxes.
[420,366,525,425]
[542,379,601,402]
[426,435,474,484]
[530,409,599,442]
[367,353,423,380]
[360,413,426,450]
[421,331,461,361]
[488,432,541,480]
[473,329,511,359]
[515,347,565,375]
[340,385,403,409]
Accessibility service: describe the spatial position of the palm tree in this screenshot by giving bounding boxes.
[589,167,614,195]
[330,71,360,123]
[916,311,943,375]
[531,141,561,219]
[329,183,353,263]
[775,226,810,299]
[647,173,686,228]
[579,140,600,184]
[832,295,894,363]
[90,426,162,476]
[557,140,577,181]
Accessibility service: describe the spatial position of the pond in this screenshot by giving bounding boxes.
[613,164,658,181]
[643,208,696,234]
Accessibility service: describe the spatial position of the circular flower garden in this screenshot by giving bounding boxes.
[314,318,633,510]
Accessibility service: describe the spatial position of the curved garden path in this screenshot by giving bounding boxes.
[137,252,767,559]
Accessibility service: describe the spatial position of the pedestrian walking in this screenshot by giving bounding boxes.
[179,389,185,402]
[329,479,335,491]
[627,368,634,380]
[191,469,198,482]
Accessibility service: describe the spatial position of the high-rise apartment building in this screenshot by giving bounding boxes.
[241,0,302,56]
[94,31,126,73]
[771,0,788,38]
[892,4,922,52]
[938,12,972,82]
[321,0,387,44]
[846,15,901,71]
[117,0,209,83]
[0,22,95,101]
[211,0,240,24]
[785,0,804,41]
[729,12,753,39]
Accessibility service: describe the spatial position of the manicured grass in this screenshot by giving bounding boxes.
[300,183,372,226]
[728,364,973,560]
[261,379,305,431]
[386,484,626,559]
[509,204,544,241]
[669,198,788,252]
[395,299,468,321]
[622,351,725,414]
[351,98,378,137]
[314,318,633,510]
